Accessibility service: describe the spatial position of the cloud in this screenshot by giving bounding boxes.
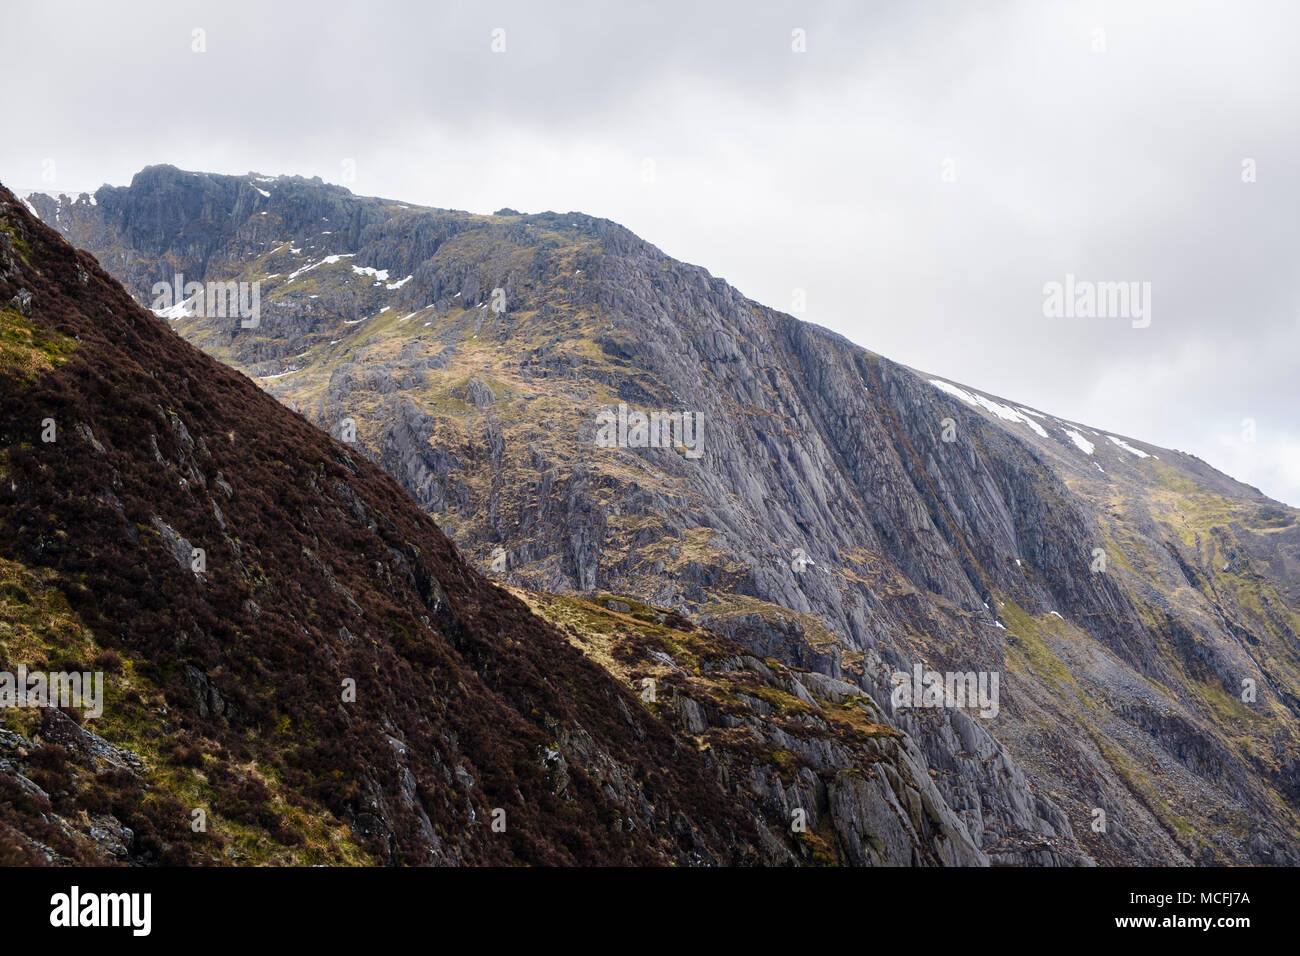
[3,0,1296,503]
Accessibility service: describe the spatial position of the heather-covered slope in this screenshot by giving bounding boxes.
[27,167,1300,865]
[0,185,993,866]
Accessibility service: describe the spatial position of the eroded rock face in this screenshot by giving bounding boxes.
[0,187,843,866]
[28,167,1300,865]
[512,591,989,866]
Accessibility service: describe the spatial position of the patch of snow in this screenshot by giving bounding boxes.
[19,196,41,219]
[153,295,198,321]
[1016,406,1046,419]
[290,247,302,254]
[286,253,354,282]
[1095,463,1105,473]
[929,380,1049,438]
[1047,610,1063,619]
[452,291,461,298]
[386,274,413,290]
[343,306,390,326]
[1106,435,1150,459]
[1063,427,1095,455]
[255,187,271,198]
[351,265,390,282]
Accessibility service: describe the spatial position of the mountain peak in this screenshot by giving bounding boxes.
[12,167,1300,865]
[1,182,1010,865]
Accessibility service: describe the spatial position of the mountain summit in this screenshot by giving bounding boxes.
[3,182,1013,865]
[21,166,1300,865]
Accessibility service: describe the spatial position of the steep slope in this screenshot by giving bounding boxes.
[0,184,993,866]
[27,168,1300,865]
[512,588,986,866]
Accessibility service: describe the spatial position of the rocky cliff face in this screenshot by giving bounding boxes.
[26,166,1300,865]
[0,183,1000,866]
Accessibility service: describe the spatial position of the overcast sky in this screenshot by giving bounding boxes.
[5,0,1298,504]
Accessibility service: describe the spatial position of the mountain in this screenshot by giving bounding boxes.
[0,183,1003,866]
[22,167,1300,865]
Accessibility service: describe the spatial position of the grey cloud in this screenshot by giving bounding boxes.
[4,0,1297,502]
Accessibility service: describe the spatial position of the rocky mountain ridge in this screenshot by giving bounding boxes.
[24,166,1300,865]
[1,182,996,865]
